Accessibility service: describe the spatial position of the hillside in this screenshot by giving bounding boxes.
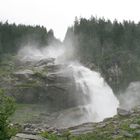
[0,22,61,55]
[0,19,140,140]
[64,17,140,92]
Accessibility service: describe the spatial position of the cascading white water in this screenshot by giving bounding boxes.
[68,62,119,122]
[18,45,119,123]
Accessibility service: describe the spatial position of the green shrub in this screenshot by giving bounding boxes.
[0,89,16,140]
[40,131,59,140]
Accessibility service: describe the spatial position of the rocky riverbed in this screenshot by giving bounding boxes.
[10,106,140,140]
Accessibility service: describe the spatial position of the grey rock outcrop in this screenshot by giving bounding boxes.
[129,124,140,129]
[117,108,131,116]
[4,57,85,110]
[11,133,48,140]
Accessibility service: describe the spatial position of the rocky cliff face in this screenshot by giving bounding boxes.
[1,57,87,110]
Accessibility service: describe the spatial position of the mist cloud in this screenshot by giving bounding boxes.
[118,81,140,110]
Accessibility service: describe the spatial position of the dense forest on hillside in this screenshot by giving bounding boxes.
[0,18,140,92]
[0,21,60,55]
[1,18,140,140]
[64,17,140,92]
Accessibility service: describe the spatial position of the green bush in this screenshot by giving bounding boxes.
[0,89,16,140]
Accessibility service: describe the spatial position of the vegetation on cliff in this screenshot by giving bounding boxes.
[64,17,140,92]
[1,18,140,92]
[0,21,60,56]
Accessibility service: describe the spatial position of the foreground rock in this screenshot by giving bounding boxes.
[117,108,132,116]
[11,133,48,140]
[10,106,140,140]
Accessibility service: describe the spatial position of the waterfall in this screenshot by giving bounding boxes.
[18,45,119,124]
[68,62,119,122]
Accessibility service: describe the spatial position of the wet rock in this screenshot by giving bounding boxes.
[129,124,140,129]
[70,128,94,135]
[35,58,55,67]
[69,124,95,135]
[13,69,34,79]
[117,108,131,116]
[10,133,48,140]
[46,64,65,73]
[96,123,106,128]
[112,120,119,125]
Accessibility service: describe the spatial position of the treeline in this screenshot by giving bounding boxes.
[1,19,140,92]
[0,21,60,55]
[64,17,140,92]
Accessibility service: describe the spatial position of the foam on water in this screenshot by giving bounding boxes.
[68,62,119,122]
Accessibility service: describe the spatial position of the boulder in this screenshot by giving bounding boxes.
[117,108,131,116]
[129,124,140,129]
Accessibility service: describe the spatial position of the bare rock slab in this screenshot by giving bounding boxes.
[11,133,48,140]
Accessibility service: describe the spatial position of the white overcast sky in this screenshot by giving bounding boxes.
[0,0,140,40]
